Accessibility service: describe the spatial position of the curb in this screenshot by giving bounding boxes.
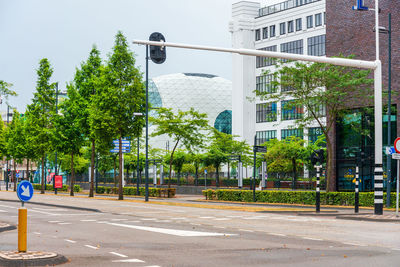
[336,215,400,223]
[0,254,68,267]
[0,199,101,213]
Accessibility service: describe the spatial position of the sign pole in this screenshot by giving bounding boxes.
[355,166,359,213]
[396,159,399,217]
[315,165,321,213]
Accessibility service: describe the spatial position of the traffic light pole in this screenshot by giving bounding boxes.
[315,165,321,213]
[252,135,256,202]
[145,44,149,202]
[355,166,359,213]
[55,82,59,195]
[5,104,10,191]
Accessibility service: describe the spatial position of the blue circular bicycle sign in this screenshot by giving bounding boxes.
[17,180,34,202]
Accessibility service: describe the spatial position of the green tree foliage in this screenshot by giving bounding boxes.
[74,46,102,197]
[164,150,188,185]
[150,107,208,187]
[258,58,373,191]
[90,31,145,200]
[0,80,17,104]
[25,58,57,193]
[53,84,87,196]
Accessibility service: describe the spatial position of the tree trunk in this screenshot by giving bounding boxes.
[89,139,95,197]
[113,156,117,186]
[26,159,29,182]
[326,137,335,192]
[168,139,180,189]
[292,158,297,190]
[195,166,198,186]
[70,152,75,196]
[227,162,230,179]
[177,172,181,186]
[216,165,220,187]
[13,160,16,191]
[118,136,123,200]
[41,156,45,194]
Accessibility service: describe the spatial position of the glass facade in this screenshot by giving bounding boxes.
[281,100,304,120]
[308,34,326,56]
[308,127,324,143]
[256,74,276,94]
[336,107,397,191]
[256,102,277,123]
[256,45,277,68]
[281,128,303,139]
[214,110,232,135]
[256,130,277,145]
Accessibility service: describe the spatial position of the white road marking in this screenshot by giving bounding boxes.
[48,221,62,223]
[111,219,128,221]
[80,219,97,222]
[128,220,140,223]
[58,222,72,225]
[214,226,226,229]
[33,232,41,235]
[199,216,215,219]
[269,233,286,237]
[0,210,7,213]
[170,217,187,220]
[85,245,99,250]
[110,252,128,258]
[65,239,77,243]
[302,237,323,241]
[226,215,243,218]
[214,218,230,221]
[0,204,17,209]
[140,218,157,221]
[158,220,172,223]
[112,259,145,263]
[343,242,362,246]
[239,229,254,232]
[190,223,201,226]
[391,248,400,251]
[97,221,109,224]
[107,222,237,237]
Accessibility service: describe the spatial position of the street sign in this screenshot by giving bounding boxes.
[253,146,267,153]
[110,149,130,153]
[17,181,34,203]
[394,138,400,154]
[392,153,400,160]
[385,146,396,155]
[54,175,63,189]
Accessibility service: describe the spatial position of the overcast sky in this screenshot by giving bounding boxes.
[0,0,276,112]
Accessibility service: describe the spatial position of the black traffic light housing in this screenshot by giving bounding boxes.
[149,32,166,64]
[311,149,325,165]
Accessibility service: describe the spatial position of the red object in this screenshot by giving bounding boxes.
[54,175,63,189]
[395,138,400,154]
[16,170,19,173]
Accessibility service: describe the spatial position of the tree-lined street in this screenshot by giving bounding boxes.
[0,192,400,266]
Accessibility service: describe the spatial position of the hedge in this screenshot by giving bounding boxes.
[96,186,176,198]
[202,189,399,208]
[32,184,80,192]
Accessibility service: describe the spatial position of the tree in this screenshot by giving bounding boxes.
[90,31,145,200]
[164,150,188,185]
[258,58,373,191]
[150,107,209,188]
[0,80,17,103]
[25,58,57,193]
[53,84,87,196]
[4,110,26,190]
[265,137,306,189]
[74,46,102,197]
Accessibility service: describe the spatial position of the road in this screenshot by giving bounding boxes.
[0,191,399,266]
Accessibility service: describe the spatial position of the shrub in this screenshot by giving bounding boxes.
[202,189,399,208]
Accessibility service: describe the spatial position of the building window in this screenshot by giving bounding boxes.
[256,45,277,68]
[255,29,261,41]
[308,127,324,144]
[310,103,326,117]
[307,15,313,28]
[288,20,294,33]
[280,22,286,35]
[256,74,276,94]
[262,27,268,39]
[315,13,322,26]
[280,39,303,62]
[308,34,326,56]
[280,70,296,92]
[281,128,304,140]
[281,100,304,120]
[256,102,277,123]
[324,12,326,25]
[270,25,276,37]
[256,130,277,145]
[296,18,302,31]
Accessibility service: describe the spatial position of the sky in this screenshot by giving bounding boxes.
[0,0,277,112]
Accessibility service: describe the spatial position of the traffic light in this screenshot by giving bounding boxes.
[311,149,325,165]
[7,169,11,177]
[149,32,166,64]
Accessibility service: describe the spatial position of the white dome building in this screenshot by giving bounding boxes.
[148,73,232,150]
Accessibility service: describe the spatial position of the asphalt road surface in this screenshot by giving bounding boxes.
[0,192,399,266]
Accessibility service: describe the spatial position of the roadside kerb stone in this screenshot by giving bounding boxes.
[336,213,400,223]
[0,251,68,266]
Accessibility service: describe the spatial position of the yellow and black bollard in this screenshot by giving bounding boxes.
[18,207,27,252]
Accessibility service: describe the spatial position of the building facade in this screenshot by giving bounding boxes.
[230,0,399,190]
